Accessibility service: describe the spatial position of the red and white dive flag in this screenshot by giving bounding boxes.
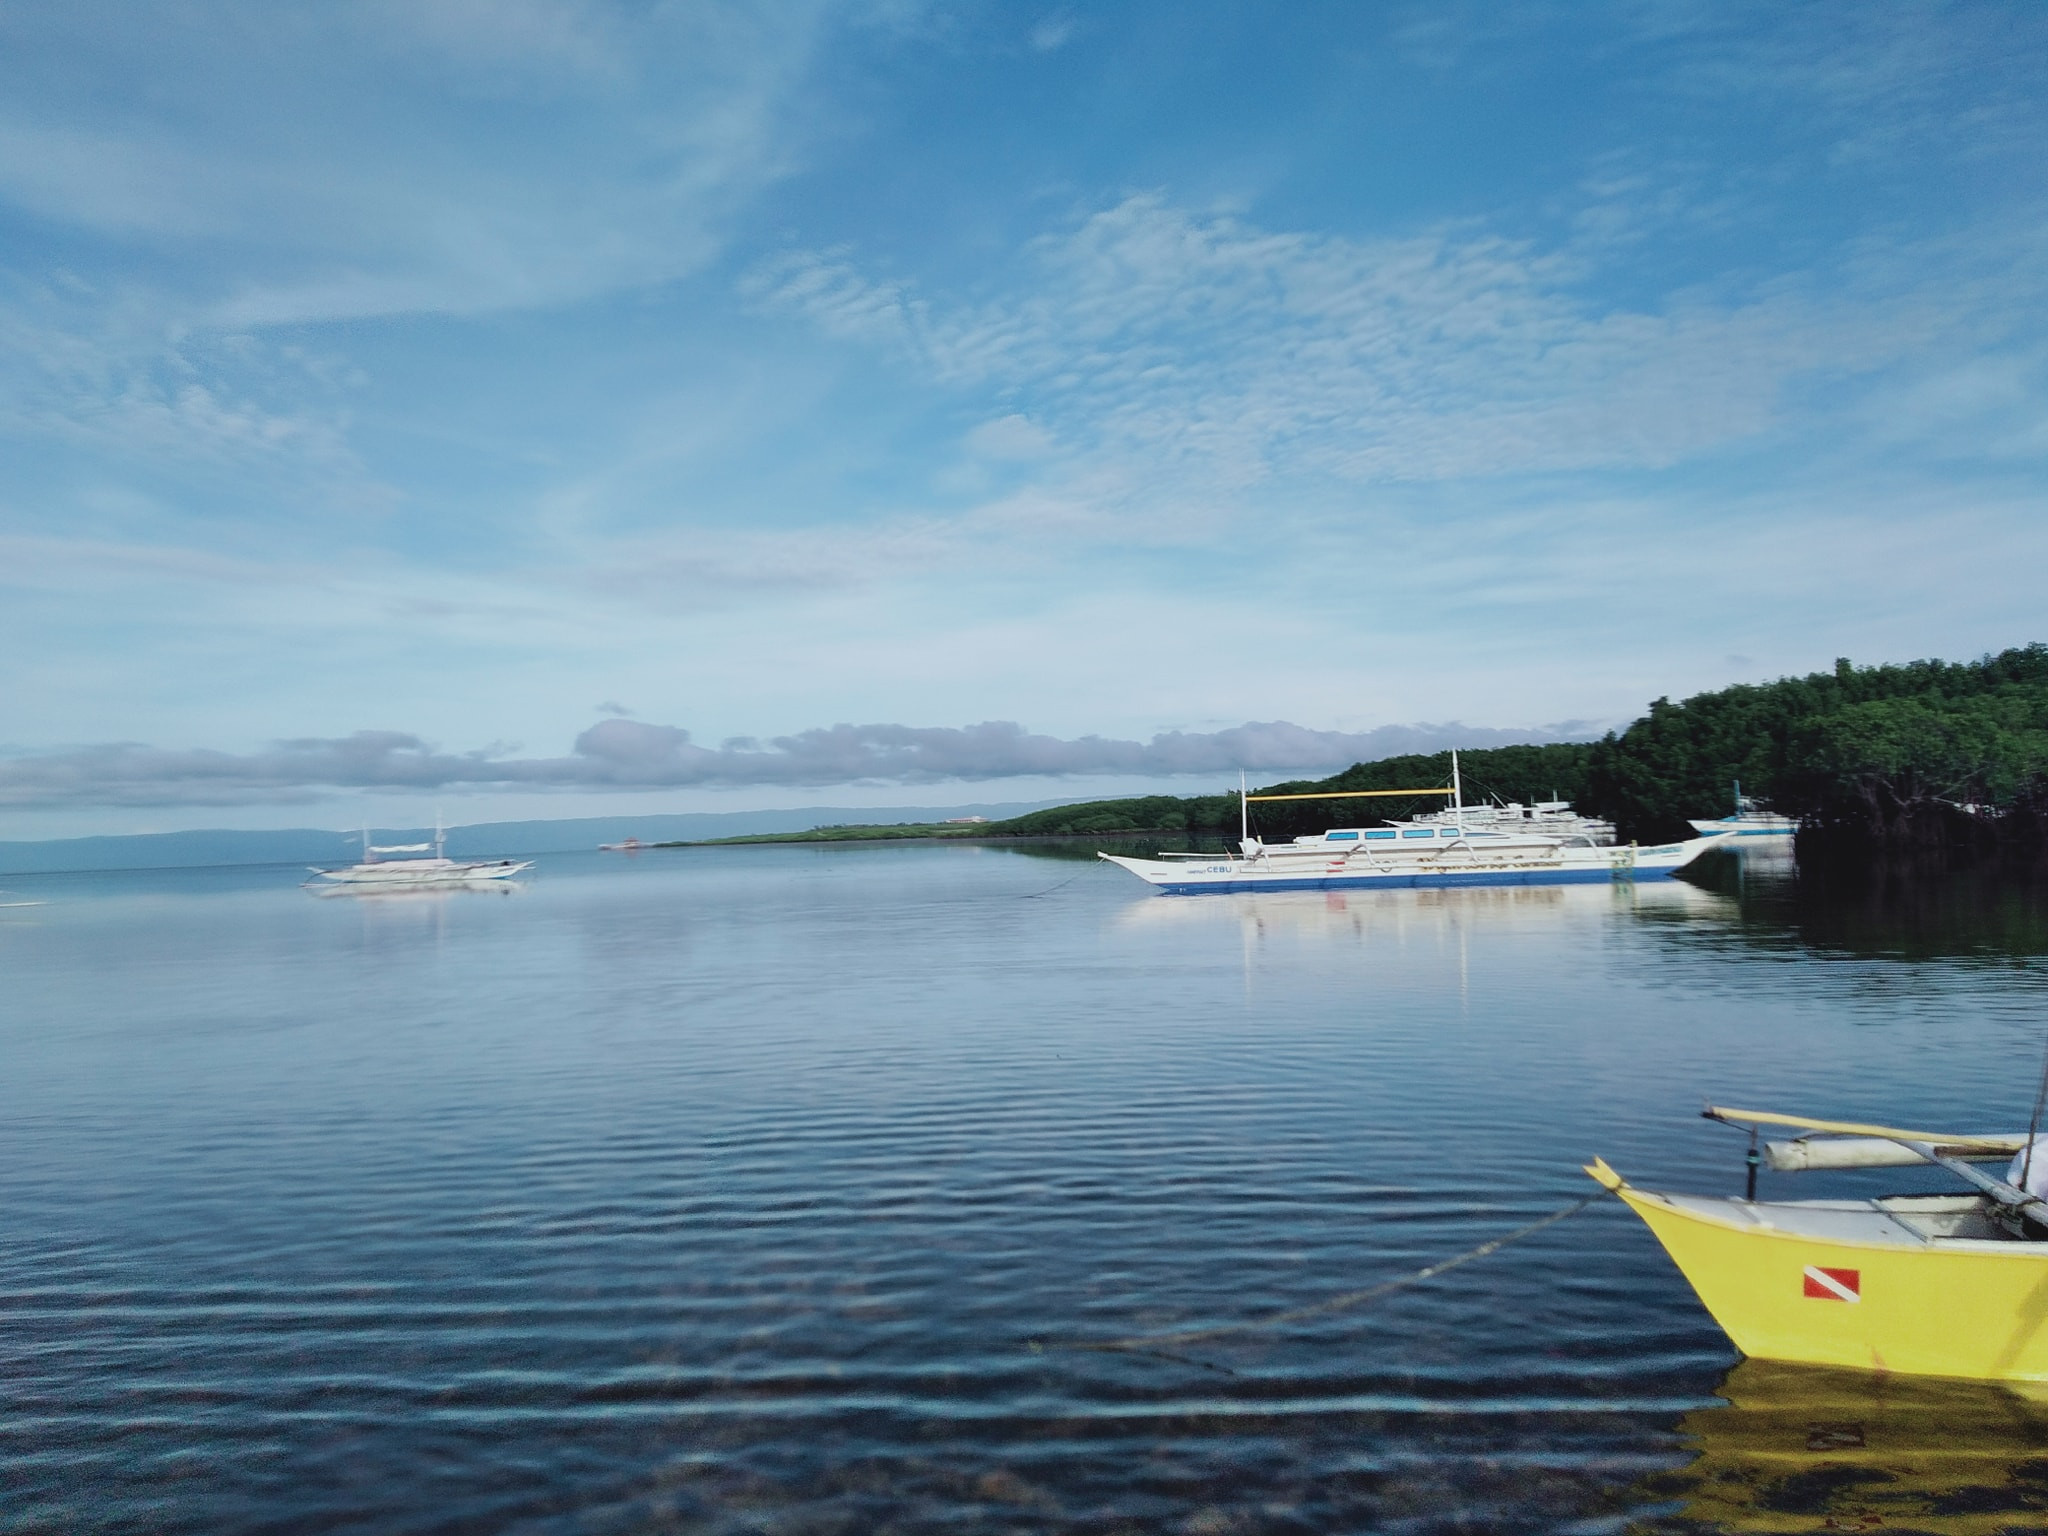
[1802,1265,1861,1302]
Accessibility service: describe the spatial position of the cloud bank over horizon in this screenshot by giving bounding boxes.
[0,717,1601,809]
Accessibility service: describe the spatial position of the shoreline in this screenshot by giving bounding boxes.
[662,828,1216,848]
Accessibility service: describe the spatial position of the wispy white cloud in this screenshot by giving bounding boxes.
[738,248,925,348]
[748,191,2048,491]
[1029,14,1076,54]
[963,413,1056,461]
[1658,3,2048,171]
[0,2,866,541]
[0,1,846,326]
[571,466,1191,610]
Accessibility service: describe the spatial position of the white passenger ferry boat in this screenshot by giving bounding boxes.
[306,822,532,889]
[1099,756,1729,894]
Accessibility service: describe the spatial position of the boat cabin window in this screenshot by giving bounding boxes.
[1402,829,1434,839]
[1364,830,1396,840]
[1325,831,1360,841]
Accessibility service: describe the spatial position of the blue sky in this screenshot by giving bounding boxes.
[4,1,2046,834]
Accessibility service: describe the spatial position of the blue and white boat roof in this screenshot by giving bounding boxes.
[1305,826,1486,843]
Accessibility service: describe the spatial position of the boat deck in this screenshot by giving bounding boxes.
[1650,1191,2029,1247]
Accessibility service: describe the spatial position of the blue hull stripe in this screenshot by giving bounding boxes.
[1151,866,1683,895]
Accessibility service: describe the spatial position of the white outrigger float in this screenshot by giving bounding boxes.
[306,821,531,890]
[1098,754,1732,894]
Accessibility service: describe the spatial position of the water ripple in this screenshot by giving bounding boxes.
[3,850,2043,1531]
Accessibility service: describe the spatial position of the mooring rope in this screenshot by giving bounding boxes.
[1019,872,1085,899]
[1032,1190,1611,1373]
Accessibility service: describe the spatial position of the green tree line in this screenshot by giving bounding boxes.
[1587,644,2048,853]
[983,644,2048,858]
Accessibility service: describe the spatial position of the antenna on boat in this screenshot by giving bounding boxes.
[1451,750,1465,836]
[2022,1033,2048,1198]
[1239,770,1249,849]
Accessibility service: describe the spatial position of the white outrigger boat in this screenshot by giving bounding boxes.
[306,822,531,889]
[1099,755,1731,894]
[1688,780,1798,844]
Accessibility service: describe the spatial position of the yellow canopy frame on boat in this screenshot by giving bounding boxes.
[1243,787,1455,803]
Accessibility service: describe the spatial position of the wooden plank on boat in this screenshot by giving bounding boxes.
[1891,1138,2048,1227]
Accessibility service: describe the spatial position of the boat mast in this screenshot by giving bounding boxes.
[1239,770,1248,847]
[1452,750,1465,835]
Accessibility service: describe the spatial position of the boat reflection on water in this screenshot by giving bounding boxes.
[304,879,526,903]
[1635,1359,2048,1533]
[1111,875,1734,938]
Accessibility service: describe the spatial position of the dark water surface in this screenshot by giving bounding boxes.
[5,845,2048,1533]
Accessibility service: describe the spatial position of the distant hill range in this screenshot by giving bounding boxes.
[0,802,1077,875]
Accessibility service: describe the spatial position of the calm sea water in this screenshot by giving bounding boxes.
[5,844,2048,1534]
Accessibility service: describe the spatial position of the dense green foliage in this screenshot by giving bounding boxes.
[1588,645,2048,844]
[979,794,1237,837]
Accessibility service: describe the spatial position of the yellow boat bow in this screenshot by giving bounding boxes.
[1588,1113,2048,1381]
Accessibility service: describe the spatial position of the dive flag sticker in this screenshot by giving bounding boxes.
[1803,1265,1861,1303]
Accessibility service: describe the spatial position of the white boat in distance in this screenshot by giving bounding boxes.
[1688,780,1798,843]
[306,822,532,889]
[1100,754,1732,894]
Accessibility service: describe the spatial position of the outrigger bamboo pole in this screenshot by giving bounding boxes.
[1708,1107,2037,1201]
[1705,1105,2010,1147]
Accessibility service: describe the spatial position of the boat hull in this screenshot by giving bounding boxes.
[307,860,531,887]
[1100,836,1726,894]
[1598,1173,2048,1381]
[1688,812,1798,842]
